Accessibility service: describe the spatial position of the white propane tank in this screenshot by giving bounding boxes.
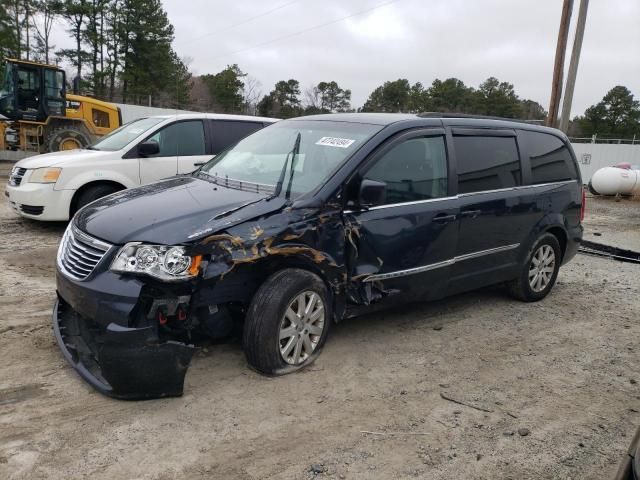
[590,164,640,196]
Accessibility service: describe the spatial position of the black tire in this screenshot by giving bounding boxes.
[507,233,562,302]
[73,184,119,214]
[588,180,600,195]
[243,268,331,375]
[44,126,91,152]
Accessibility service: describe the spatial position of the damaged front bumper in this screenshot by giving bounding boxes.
[52,295,196,400]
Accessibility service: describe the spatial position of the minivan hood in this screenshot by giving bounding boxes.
[16,149,112,169]
[75,176,286,245]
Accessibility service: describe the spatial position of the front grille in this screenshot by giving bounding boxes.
[20,204,44,215]
[9,167,27,187]
[57,225,112,280]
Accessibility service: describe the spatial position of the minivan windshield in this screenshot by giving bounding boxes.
[89,117,165,151]
[199,120,382,197]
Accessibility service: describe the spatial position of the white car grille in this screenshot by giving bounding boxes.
[9,167,27,186]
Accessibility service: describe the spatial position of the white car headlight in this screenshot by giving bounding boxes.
[110,243,202,281]
[28,167,62,184]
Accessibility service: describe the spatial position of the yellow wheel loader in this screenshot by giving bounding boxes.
[0,58,121,153]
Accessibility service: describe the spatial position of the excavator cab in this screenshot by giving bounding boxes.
[0,59,66,122]
[0,58,120,152]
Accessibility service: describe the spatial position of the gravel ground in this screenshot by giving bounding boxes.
[0,183,638,480]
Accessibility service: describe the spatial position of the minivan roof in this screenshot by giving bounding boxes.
[147,113,279,123]
[288,112,566,138]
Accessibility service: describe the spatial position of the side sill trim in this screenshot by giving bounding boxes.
[362,243,520,282]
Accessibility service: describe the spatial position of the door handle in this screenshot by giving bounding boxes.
[193,162,205,166]
[460,209,481,218]
[432,213,457,224]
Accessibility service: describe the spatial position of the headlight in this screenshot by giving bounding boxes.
[110,243,202,281]
[29,167,62,183]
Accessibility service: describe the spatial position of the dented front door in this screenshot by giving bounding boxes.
[345,130,458,303]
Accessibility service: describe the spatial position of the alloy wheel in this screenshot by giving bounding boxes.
[528,244,556,292]
[278,291,325,365]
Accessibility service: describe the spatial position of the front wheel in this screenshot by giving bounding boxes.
[72,184,120,216]
[243,269,331,375]
[507,233,561,302]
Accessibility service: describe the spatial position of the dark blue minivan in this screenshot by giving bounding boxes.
[53,113,584,398]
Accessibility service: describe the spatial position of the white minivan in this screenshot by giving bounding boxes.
[5,113,278,221]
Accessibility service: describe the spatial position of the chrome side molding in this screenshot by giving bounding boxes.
[345,179,578,213]
[362,243,520,282]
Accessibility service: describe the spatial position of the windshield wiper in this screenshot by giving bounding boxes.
[269,132,301,201]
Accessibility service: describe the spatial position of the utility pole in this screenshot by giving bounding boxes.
[547,0,574,128]
[559,0,589,133]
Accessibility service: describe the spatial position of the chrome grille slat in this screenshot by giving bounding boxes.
[73,241,104,254]
[64,250,98,269]
[62,252,94,272]
[68,243,103,259]
[62,259,92,274]
[57,225,112,281]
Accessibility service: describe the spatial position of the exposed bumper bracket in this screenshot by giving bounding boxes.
[53,297,196,400]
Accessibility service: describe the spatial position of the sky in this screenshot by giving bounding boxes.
[59,0,640,116]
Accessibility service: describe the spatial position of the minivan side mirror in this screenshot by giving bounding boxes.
[359,179,387,207]
[138,139,160,157]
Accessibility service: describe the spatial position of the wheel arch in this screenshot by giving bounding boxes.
[544,225,568,262]
[43,119,95,143]
[520,214,569,264]
[69,179,127,216]
[197,253,343,321]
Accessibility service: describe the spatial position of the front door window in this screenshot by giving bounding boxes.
[16,67,40,113]
[364,136,448,204]
[147,120,205,157]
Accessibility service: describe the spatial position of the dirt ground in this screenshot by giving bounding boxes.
[0,182,638,480]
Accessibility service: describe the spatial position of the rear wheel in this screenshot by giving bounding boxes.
[243,269,331,375]
[45,126,91,152]
[507,233,561,302]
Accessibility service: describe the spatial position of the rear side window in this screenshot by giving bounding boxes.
[453,135,521,194]
[211,120,264,154]
[520,130,578,183]
[364,135,448,204]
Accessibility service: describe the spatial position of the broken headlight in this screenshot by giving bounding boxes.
[110,243,201,281]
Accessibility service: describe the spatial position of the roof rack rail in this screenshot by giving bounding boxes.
[417,112,545,125]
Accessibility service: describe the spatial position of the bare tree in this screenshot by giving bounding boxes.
[242,75,262,115]
[32,0,59,64]
[304,85,320,110]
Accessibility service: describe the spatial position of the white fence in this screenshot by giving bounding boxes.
[572,143,640,182]
[114,104,199,123]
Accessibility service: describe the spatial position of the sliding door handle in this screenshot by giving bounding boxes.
[432,213,457,224]
[460,209,481,218]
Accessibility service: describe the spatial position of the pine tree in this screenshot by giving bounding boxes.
[31,0,61,64]
[57,0,90,91]
[118,0,176,105]
[83,0,109,96]
[0,0,20,62]
[202,64,246,113]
